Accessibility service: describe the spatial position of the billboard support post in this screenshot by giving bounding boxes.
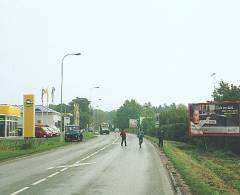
[203,136,208,152]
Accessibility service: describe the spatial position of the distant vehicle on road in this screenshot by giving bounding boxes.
[100,123,110,135]
[65,125,83,142]
[114,128,119,133]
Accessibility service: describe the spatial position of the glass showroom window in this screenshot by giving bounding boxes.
[0,116,5,137]
[8,116,18,136]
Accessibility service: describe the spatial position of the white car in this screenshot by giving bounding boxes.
[49,125,61,136]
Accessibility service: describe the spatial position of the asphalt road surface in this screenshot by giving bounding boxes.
[0,133,174,195]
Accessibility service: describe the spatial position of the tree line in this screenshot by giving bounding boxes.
[113,81,240,153]
[50,81,240,153]
[49,97,116,130]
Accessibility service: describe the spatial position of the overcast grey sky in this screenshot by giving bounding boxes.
[0,0,239,111]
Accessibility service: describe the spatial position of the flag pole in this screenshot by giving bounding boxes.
[41,88,44,125]
[46,88,49,121]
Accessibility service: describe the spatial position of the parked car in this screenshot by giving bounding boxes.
[65,125,83,142]
[47,126,60,136]
[35,126,53,138]
[49,125,61,136]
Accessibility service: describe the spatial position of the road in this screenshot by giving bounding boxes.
[0,133,174,195]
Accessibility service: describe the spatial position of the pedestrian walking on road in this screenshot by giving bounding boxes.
[120,129,127,146]
[156,129,164,148]
[137,129,144,148]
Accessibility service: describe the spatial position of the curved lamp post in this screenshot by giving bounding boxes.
[60,53,81,132]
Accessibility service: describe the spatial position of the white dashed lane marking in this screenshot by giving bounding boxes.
[31,178,46,186]
[60,168,68,172]
[11,137,119,195]
[48,172,60,178]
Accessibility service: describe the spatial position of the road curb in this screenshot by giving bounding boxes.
[166,164,182,195]
[146,138,184,195]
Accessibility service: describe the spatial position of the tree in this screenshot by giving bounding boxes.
[213,81,240,101]
[141,117,155,136]
[69,97,90,129]
[154,103,188,141]
[49,103,71,113]
[50,97,91,129]
[141,102,155,118]
[115,99,142,129]
[91,109,117,130]
[211,81,240,153]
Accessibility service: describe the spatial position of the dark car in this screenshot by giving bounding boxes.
[65,125,83,142]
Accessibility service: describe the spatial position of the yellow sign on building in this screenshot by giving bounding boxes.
[0,105,21,137]
[0,105,21,117]
[24,94,35,138]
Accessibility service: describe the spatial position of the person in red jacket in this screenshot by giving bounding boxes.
[120,129,127,146]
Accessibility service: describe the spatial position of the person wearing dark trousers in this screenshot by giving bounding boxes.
[137,129,144,148]
[160,130,164,148]
[120,129,127,146]
[156,129,164,148]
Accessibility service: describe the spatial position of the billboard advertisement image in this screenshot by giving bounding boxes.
[129,119,138,128]
[188,102,240,136]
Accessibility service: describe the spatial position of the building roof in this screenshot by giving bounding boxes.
[16,105,60,115]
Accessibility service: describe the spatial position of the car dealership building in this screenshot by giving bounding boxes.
[0,105,21,137]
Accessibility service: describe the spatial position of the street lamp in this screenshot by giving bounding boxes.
[60,53,81,132]
[211,72,216,90]
[211,72,216,100]
[89,86,100,102]
[97,98,103,127]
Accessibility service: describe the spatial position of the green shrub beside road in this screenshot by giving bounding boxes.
[83,131,95,140]
[147,136,240,194]
[0,131,95,162]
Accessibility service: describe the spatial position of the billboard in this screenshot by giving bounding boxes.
[24,94,35,138]
[129,119,138,128]
[188,102,240,136]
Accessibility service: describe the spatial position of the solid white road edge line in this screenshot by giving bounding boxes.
[10,187,30,195]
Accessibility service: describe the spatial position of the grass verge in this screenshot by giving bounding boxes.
[83,131,95,140]
[146,136,240,195]
[0,131,95,162]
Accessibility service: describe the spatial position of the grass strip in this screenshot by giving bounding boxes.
[0,131,95,162]
[146,136,239,195]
